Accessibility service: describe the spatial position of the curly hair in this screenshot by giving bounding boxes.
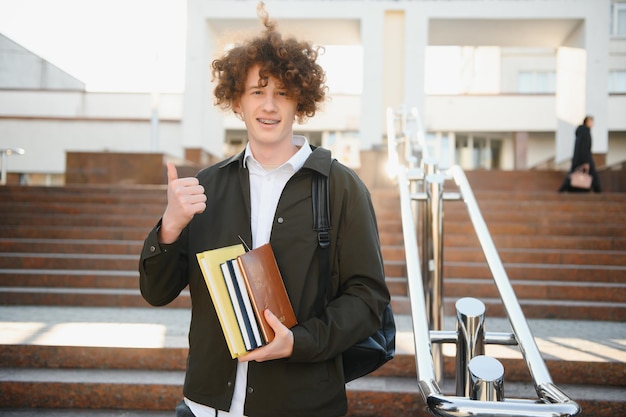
[211,2,327,123]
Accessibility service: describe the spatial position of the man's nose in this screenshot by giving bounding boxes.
[262,94,278,111]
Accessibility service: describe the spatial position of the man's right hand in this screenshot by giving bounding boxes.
[159,162,207,244]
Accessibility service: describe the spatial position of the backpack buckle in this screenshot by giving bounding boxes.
[318,231,330,248]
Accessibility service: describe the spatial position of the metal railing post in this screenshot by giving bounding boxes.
[427,172,445,382]
[420,157,438,306]
[0,148,25,185]
[469,355,505,401]
[455,297,486,396]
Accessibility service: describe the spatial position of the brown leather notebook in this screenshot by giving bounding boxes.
[236,243,297,343]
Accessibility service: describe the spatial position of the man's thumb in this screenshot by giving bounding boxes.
[166,162,178,184]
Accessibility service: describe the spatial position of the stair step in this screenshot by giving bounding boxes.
[382,245,626,265]
[443,261,626,282]
[444,221,625,237]
[389,296,626,321]
[0,270,139,289]
[0,185,167,202]
[1,213,160,228]
[0,238,143,255]
[386,276,626,302]
[3,343,623,386]
[0,287,623,320]
[0,287,189,308]
[0,410,172,416]
[383,259,626,282]
[0,368,183,410]
[445,233,626,251]
[0,253,138,271]
[1,369,624,416]
[378,207,626,225]
[0,202,164,217]
[0,226,152,241]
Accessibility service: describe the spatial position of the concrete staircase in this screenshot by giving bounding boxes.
[0,171,625,415]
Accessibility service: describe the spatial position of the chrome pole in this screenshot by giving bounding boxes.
[427,172,445,383]
[469,355,505,401]
[455,297,486,396]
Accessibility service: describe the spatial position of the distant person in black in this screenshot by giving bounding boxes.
[558,115,601,193]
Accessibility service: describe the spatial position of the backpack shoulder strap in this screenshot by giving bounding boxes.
[312,164,333,317]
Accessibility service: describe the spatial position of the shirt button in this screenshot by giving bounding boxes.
[277,217,284,224]
[227,381,233,387]
[247,386,254,394]
[149,245,156,253]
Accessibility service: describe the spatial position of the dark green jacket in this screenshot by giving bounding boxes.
[139,146,389,417]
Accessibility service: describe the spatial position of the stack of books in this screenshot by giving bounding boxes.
[196,243,298,358]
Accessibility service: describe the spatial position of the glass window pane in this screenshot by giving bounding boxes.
[617,7,626,36]
[518,72,532,93]
[609,70,626,93]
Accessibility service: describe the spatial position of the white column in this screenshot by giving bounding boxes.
[555,0,610,164]
[182,0,225,159]
[360,7,385,150]
[404,6,427,117]
[555,46,586,164]
[584,1,610,156]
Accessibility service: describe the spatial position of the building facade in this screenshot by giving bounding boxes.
[1,0,625,184]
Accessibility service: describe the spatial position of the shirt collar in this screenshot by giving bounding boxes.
[244,135,311,172]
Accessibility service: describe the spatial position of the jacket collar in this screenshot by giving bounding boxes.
[218,145,333,177]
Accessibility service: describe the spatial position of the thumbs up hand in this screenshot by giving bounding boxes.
[159,162,207,243]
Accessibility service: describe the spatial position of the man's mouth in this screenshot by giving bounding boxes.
[258,118,279,125]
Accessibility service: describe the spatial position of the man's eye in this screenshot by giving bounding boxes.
[278,91,287,96]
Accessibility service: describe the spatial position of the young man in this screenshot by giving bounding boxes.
[139,5,389,417]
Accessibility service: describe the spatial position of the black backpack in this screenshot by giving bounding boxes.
[312,164,396,383]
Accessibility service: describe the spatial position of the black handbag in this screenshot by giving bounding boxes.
[312,162,396,383]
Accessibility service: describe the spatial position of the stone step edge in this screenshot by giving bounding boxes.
[3,272,624,289]
[2,344,623,386]
[2,287,624,306]
[1,368,624,405]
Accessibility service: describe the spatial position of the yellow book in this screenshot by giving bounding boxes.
[196,244,247,358]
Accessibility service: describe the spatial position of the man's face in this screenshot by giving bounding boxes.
[234,65,298,148]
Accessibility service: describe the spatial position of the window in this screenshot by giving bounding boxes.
[609,70,626,93]
[517,71,556,93]
[612,3,626,37]
[455,135,502,170]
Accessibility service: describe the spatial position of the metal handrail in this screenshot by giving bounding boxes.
[0,147,25,186]
[386,106,581,417]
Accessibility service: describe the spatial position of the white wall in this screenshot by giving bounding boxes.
[425,95,556,132]
[0,118,181,174]
[0,91,181,120]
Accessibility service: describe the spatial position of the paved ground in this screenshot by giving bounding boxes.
[1,305,624,364]
[1,305,624,416]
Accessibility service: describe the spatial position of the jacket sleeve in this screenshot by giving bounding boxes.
[138,221,189,306]
[289,170,390,363]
